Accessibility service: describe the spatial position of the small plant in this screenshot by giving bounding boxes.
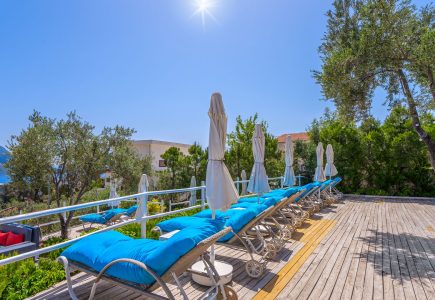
[147,198,165,214]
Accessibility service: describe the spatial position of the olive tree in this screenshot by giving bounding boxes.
[6,111,140,239]
[315,0,435,170]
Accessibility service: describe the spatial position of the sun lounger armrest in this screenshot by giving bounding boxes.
[151,226,163,235]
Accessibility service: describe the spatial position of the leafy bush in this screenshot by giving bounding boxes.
[148,198,165,214]
[0,257,65,300]
[304,107,435,196]
[116,207,200,240]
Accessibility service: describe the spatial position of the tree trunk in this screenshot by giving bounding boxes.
[58,211,75,240]
[59,214,69,240]
[427,66,435,104]
[398,69,435,172]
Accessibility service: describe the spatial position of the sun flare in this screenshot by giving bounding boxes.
[192,0,217,31]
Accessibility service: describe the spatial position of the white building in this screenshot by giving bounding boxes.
[131,140,192,171]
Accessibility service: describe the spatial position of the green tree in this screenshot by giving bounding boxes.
[6,111,139,239]
[293,140,317,182]
[160,147,184,190]
[308,107,435,195]
[188,142,207,182]
[157,143,208,192]
[315,0,435,171]
[381,106,435,195]
[226,114,283,179]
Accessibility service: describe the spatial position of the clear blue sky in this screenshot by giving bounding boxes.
[2,0,425,148]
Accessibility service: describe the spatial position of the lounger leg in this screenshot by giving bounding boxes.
[231,230,255,261]
[89,258,176,300]
[171,272,189,300]
[201,254,227,300]
[58,256,79,300]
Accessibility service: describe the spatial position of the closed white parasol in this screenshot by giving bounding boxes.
[324,144,338,177]
[205,93,239,212]
[247,124,270,195]
[283,135,296,186]
[135,174,149,238]
[314,142,326,182]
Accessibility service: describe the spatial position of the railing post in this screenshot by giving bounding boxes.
[236,177,240,194]
[96,205,100,214]
[201,181,206,210]
[280,176,284,188]
[139,194,148,238]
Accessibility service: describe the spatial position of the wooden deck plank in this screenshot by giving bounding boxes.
[373,201,385,300]
[361,200,378,300]
[327,199,372,299]
[273,201,356,298]
[382,201,400,300]
[397,201,435,299]
[339,199,375,300]
[28,197,435,300]
[297,202,365,299]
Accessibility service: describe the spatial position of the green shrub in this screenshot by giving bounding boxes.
[116,207,200,240]
[0,257,65,300]
[148,198,165,214]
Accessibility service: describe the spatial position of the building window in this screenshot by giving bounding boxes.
[159,160,166,167]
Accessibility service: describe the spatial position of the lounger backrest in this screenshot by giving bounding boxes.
[304,184,321,198]
[319,180,334,192]
[227,190,303,243]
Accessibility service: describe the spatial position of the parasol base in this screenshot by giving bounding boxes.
[191,260,233,286]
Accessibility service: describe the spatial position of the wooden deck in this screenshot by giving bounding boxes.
[30,197,435,300]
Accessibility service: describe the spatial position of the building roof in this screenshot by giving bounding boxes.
[277,132,310,143]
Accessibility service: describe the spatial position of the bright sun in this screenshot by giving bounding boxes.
[192,0,217,31]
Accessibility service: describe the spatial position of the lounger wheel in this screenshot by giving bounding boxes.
[282,228,292,240]
[264,243,277,259]
[272,239,284,252]
[217,286,238,300]
[245,260,264,278]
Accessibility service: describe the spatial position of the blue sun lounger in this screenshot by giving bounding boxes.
[58,222,233,300]
[79,205,138,229]
[154,189,303,278]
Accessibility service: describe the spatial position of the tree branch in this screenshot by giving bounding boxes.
[427,66,435,103]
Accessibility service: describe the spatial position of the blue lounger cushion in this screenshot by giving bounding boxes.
[295,184,317,201]
[281,187,300,198]
[125,205,138,216]
[231,202,268,215]
[79,208,126,224]
[194,208,257,242]
[79,213,108,224]
[157,216,223,233]
[62,231,133,267]
[319,180,333,191]
[62,223,223,285]
[238,195,281,207]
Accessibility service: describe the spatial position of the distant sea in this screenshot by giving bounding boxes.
[0,146,10,184]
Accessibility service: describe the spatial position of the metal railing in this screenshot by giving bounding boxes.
[0,185,206,266]
[0,176,284,267]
